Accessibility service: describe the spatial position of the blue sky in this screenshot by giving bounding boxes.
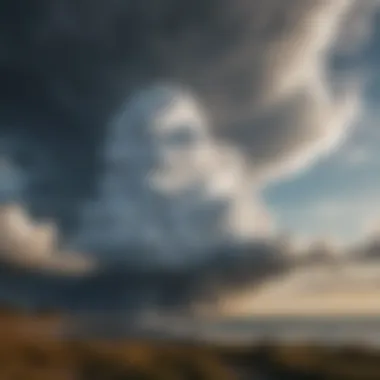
[264,108,380,242]
[261,16,380,243]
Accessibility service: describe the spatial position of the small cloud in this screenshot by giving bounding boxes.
[0,203,96,274]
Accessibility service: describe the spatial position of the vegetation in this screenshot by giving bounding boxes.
[0,311,380,379]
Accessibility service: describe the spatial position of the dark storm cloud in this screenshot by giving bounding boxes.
[0,235,294,315]
[1,0,375,230]
[0,0,379,319]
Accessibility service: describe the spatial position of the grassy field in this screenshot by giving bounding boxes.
[0,311,380,379]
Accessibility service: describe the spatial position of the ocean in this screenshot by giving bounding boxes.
[64,313,380,346]
[198,315,380,346]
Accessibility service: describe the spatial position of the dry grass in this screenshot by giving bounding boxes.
[0,310,380,379]
[0,312,234,380]
[221,342,380,379]
[0,338,235,379]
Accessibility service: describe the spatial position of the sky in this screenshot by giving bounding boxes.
[223,260,380,316]
[264,103,380,243]
[1,0,380,315]
[264,20,380,243]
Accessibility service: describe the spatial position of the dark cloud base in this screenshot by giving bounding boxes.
[0,241,293,315]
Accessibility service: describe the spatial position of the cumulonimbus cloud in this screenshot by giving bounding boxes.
[0,0,374,230]
[0,0,379,314]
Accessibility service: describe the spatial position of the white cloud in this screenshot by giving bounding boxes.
[67,0,379,261]
[0,204,95,274]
